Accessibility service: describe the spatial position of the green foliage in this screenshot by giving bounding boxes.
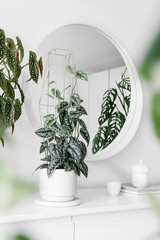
[92,68,130,154]
[151,92,160,138]
[8,234,31,240]
[140,31,160,80]
[0,28,42,146]
[29,51,39,83]
[140,30,160,141]
[16,36,24,63]
[35,67,89,178]
[0,29,5,59]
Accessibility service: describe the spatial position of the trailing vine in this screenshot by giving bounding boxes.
[35,65,90,178]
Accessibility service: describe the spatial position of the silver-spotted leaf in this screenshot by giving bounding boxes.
[79,161,88,178]
[5,46,17,73]
[29,51,39,83]
[5,98,14,128]
[0,71,7,91]
[0,29,5,59]
[67,142,82,163]
[70,93,83,106]
[35,128,53,138]
[80,127,90,146]
[6,38,16,53]
[16,36,24,63]
[14,99,22,122]
[6,81,15,99]
[76,70,88,81]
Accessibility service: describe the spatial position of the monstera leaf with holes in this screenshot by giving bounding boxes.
[35,65,90,178]
[98,88,117,126]
[0,28,43,146]
[92,68,131,154]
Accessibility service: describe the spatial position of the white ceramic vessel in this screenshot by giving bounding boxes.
[132,159,149,189]
[39,169,77,202]
[107,181,121,196]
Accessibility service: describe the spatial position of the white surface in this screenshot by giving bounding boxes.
[0,188,158,224]
[107,181,121,196]
[1,0,160,188]
[35,197,81,207]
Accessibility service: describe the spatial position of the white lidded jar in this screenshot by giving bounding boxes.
[132,159,149,189]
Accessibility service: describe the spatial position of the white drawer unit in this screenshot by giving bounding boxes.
[0,188,159,240]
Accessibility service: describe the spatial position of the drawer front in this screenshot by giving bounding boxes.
[0,217,74,240]
[74,209,159,240]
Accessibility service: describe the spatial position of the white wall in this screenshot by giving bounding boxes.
[1,0,160,188]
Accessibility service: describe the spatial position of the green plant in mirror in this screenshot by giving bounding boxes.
[35,66,89,178]
[0,29,43,146]
[92,68,131,154]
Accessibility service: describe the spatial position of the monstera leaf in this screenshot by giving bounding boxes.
[124,94,131,112]
[92,126,108,154]
[117,71,131,92]
[98,88,117,126]
[102,111,125,149]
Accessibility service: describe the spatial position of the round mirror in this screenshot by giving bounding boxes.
[24,24,143,161]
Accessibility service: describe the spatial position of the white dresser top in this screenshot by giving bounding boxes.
[0,188,157,224]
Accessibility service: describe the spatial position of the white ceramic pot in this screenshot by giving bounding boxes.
[39,169,77,202]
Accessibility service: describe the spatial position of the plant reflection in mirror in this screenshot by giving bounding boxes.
[92,68,131,154]
[0,29,43,147]
[35,65,90,178]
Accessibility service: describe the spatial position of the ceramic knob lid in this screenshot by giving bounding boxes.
[132,159,149,173]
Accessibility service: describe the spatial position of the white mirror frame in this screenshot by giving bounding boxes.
[24,24,143,161]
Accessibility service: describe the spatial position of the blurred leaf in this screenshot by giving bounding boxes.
[9,234,31,240]
[0,160,37,209]
[66,65,75,74]
[152,92,160,138]
[140,31,160,80]
[147,192,160,219]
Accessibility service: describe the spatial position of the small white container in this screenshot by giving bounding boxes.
[39,169,77,202]
[107,181,121,196]
[132,159,149,189]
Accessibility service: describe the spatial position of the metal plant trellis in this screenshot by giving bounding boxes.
[39,48,77,126]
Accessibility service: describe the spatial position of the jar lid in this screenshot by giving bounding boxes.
[132,159,149,173]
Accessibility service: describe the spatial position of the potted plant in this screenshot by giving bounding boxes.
[0,29,43,146]
[35,66,90,202]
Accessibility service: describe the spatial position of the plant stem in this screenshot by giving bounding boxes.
[2,60,10,80]
[21,63,29,69]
